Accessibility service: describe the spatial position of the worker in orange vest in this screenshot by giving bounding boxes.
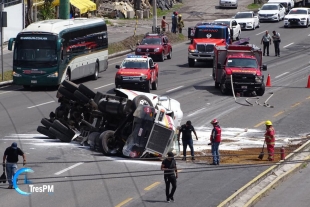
[265,120,275,161]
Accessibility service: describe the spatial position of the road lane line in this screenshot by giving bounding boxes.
[187,108,206,117]
[273,111,284,117]
[144,182,160,191]
[0,89,19,95]
[254,121,265,128]
[94,83,114,90]
[275,72,289,79]
[27,101,55,109]
[291,102,300,108]
[166,86,183,92]
[54,162,84,175]
[308,34,310,36]
[283,42,294,48]
[115,198,133,207]
[306,96,310,99]
[255,31,265,36]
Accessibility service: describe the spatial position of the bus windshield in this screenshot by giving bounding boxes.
[194,28,226,39]
[14,35,58,67]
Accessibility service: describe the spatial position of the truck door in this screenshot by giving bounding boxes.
[215,49,228,83]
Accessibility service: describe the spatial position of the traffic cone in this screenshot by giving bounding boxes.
[266,74,271,87]
[307,75,310,88]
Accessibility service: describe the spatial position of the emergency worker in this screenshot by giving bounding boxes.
[161,16,169,32]
[210,119,221,165]
[171,12,177,33]
[161,152,178,203]
[261,30,272,56]
[177,14,184,34]
[265,120,275,161]
[178,120,198,160]
[272,30,281,57]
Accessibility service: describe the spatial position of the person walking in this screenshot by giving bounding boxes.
[161,16,169,32]
[272,30,281,57]
[2,142,26,189]
[210,119,221,165]
[177,14,184,34]
[178,120,198,160]
[161,151,178,203]
[171,12,177,34]
[261,30,272,56]
[265,120,275,161]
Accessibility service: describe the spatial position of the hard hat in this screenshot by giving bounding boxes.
[210,119,218,124]
[265,120,272,126]
[178,14,182,17]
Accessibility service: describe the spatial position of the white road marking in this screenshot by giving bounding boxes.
[275,72,289,79]
[308,34,310,36]
[94,83,114,90]
[256,31,266,36]
[0,89,19,95]
[27,101,55,109]
[166,86,183,92]
[54,162,84,175]
[187,108,206,117]
[283,42,294,48]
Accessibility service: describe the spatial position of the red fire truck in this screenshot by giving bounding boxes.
[213,44,267,96]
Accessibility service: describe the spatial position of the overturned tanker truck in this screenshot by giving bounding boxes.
[37,80,183,158]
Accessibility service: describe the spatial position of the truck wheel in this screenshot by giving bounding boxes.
[37,126,56,139]
[220,82,228,95]
[41,118,53,129]
[49,127,72,142]
[167,49,172,59]
[74,90,90,104]
[215,82,220,89]
[58,86,76,100]
[101,130,118,155]
[151,77,158,90]
[52,120,75,138]
[132,95,154,111]
[188,58,195,67]
[78,84,96,99]
[256,83,265,96]
[145,80,151,93]
[62,80,78,93]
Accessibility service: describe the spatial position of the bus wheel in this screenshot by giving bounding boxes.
[92,62,99,80]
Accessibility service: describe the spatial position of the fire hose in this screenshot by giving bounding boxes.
[230,75,274,108]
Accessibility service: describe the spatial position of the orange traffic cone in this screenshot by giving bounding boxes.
[266,74,271,87]
[307,75,310,88]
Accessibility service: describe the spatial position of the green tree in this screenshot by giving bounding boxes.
[38,0,56,20]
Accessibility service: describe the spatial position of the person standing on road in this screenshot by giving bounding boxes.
[265,120,275,161]
[261,30,272,56]
[178,120,198,160]
[210,119,221,165]
[177,14,184,34]
[2,142,26,189]
[171,12,177,34]
[161,16,169,32]
[161,152,178,203]
[272,30,281,57]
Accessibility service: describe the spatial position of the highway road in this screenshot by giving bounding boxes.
[0,20,310,207]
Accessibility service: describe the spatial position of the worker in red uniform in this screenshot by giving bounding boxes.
[265,120,275,161]
[210,119,221,165]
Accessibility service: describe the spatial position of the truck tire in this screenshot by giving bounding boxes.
[101,130,118,155]
[49,127,72,142]
[256,83,265,96]
[152,77,158,90]
[220,82,228,95]
[52,120,75,138]
[78,84,96,99]
[58,87,76,100]
[41,118,53,129]
[62,80,78,93]
[167,49,172,59]
[188,58,195,67]
[132,95,154,111]
[88,132,100,150]
[74,90,90,104]
[144,80,151,93]
[37,126,56,139]
[159,52,165,62]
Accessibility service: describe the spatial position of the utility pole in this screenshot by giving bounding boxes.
[1,2,4,81]
[59,0,70,19]
[152,0,157,33]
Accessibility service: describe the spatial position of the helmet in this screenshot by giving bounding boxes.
[178,14,182,17]
[265,120,272,126]
[210,119,218,124]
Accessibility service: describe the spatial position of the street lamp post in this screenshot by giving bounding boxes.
[152,0,157,33]
[0,2,4,81]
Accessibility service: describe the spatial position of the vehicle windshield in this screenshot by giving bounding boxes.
[195,27,226,39]
[235,13,253,18]
[13,35,58,67]
[261,5,278,10]
[140,38,161,45]
[226,58,258,68]
[214,21,230,26]
[121,59,148,69]
[288,9,307,14]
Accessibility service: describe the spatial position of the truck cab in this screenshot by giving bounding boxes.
[188,23,232,67]
[213,45,267,96]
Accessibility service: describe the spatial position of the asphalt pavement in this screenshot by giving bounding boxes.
[1,2,310,206]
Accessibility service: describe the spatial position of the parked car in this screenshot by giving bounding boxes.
[219,0,238,9]
[213,19,242,40]
[233,11,260,30]
[284,8,310,28]
[268,0,295,13]
[258,3,286,22]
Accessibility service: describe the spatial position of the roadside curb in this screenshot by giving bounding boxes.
[0,80,13,87]
[218,139,310,207]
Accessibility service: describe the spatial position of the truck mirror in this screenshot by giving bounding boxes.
[217,63,222,69]
[262,64,267,71]
[116,65,120,69]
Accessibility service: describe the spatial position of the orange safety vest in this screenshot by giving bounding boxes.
[265,127,275,145]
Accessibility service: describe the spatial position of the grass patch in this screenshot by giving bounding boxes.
[105,19,112,25]
[157,3,183,17]
[0,70,13,81]
[247,3,263,10]
[302,163,308,169]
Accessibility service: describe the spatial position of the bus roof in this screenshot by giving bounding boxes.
[21,18,105,35]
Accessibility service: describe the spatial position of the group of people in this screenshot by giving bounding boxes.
[163,119,276,202]
[261,30,281,57]
[161,11,184,34]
